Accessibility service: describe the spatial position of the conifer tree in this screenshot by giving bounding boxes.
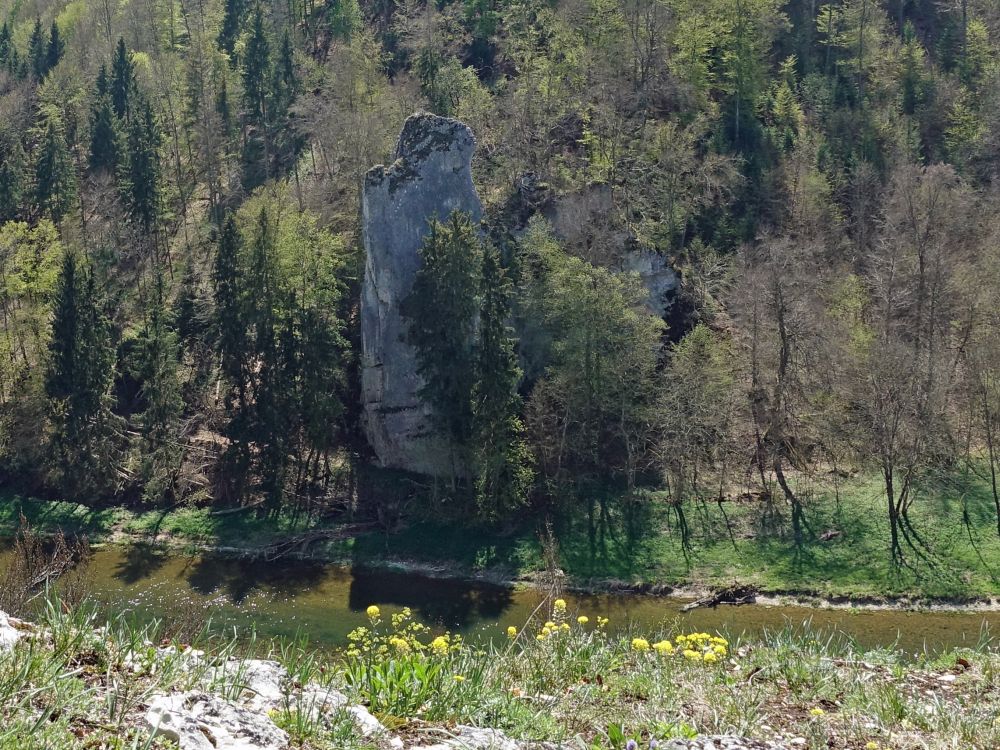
[218,0,244,60]
[132,273,184,503]
[110,38,135,118]
[0,23,11,70]
[242,8,271,128]
[34,117,77,221]
[45,20,64,74]
[473,242,533,517]
[213,216,246,399]
[89,68,120,172]
[213,215,252,500]
[0,134,25,222]
[119,96,160,232]
[404,211,482,477]
[1,22,22,77]
[28,18,47,79]
[46,251,120,500]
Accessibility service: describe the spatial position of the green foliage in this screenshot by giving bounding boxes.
[33,115,76,222]
[110,38,135,119]
[118,96,161,233]
[473,243,533,518]
[44,251,121,500]
[519,219,664,491]
[404,211,482,469]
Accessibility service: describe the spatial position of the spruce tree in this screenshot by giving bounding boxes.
[34,117,77,221]
[241,8,271,128]
[213,216,246,397]
[46,251,120,500]
[132,273,184,503]
[45,20,64,74]
[110,38,135,118]
[119,96,160,232]
[403,211,481,477]
[0,22,11,71]
[0,134,25,222]
[472,242,533,517]
[218,0,244,59]
[245,208,287,510]
[241,7,272,187]
[28,18,47,79]
[89,69,120,172]
[213,215,252,500]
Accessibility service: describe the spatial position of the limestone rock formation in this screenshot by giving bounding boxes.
[361,112,482,476]
[0,611,21,651]
[145,692,289,750]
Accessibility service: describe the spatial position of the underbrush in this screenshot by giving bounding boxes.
[1,594,998,750]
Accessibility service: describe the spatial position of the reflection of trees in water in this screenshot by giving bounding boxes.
[114,543,169,584]
[184,556,328,603]
[347,569,513,628]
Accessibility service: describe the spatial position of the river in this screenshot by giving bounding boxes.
[13,543,985,655]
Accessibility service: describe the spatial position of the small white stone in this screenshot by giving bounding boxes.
[0,611,21,652]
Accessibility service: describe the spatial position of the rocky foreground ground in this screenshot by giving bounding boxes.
[0,608,789,750]
[3,603,996,750]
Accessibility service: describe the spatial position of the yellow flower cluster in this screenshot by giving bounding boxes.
[346,606,462,658]
[530,598,598,641]
[630,632,728,665]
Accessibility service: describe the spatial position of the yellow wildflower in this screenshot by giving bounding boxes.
[453,675,466,682]
[703,651,718,664]
[653,640,673,655]
[865,743,879,750]
[560,622,570,631]
[632,638,651,651]
[389,637,410,653]
[554,598,567,610]
[541,627,551,637]
[577,616,589,625]
[597,617,609,628]
[712,644,727,655]
[366,605,380,619]
[430,636,449,654]
[682,649,701,661]
[544,621,556,629]
[507,626,517,638]
[809,708,825,717]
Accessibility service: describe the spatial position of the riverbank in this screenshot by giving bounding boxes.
[3,468,1000,608]
[1,598,997,750]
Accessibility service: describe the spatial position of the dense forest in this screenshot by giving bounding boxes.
[2,0,1000,567]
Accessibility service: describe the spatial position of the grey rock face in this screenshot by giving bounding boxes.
[361,112,482,476]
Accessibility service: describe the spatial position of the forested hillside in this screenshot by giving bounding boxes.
[2,0,1000,571]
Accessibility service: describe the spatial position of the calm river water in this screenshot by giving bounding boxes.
[18,544,988,655]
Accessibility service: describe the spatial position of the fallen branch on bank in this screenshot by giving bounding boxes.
[681,585,759,612]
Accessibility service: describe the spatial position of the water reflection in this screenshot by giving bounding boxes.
[114,543,169,584]
[2,541,998,654]
[184,554,329,603]
[348,568,513,626]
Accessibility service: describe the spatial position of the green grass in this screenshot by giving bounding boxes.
[2,596,999,749]
[4,465,1000,600]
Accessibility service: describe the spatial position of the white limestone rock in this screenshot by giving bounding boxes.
[210,659,288,711]
[145,692,288,750]
[0,611,21,651]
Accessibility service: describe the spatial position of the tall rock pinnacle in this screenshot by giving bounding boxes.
[360,112,482,476]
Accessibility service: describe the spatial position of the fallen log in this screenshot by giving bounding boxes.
[681,585,759,612]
